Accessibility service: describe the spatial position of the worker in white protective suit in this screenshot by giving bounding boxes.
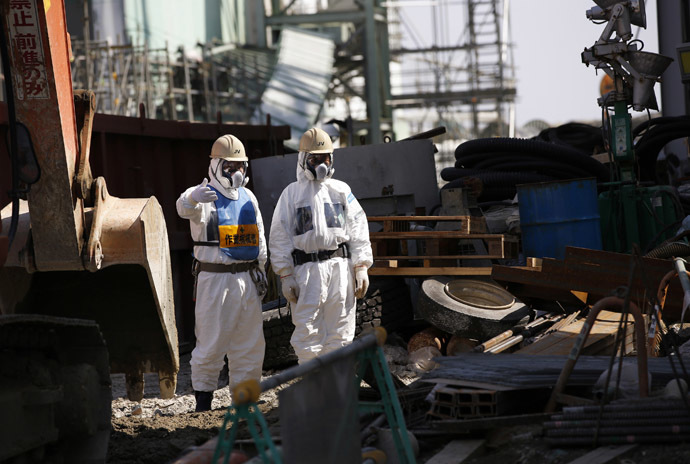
[269,127,373,364]
[176,134,268,412]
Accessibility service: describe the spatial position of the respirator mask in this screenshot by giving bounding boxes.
[222,160,247,188]
[305,153,332,181]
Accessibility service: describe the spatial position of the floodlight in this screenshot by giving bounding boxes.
[625,51,673,111]
[587,0,646,43]
[592,0,646,27]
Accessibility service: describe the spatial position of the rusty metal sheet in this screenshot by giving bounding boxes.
[492,247,682,321]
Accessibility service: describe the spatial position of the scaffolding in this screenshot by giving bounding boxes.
[0,0,515,144]
[388,0,516,140]
[68,38,275,123]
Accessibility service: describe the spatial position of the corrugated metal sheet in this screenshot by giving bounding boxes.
[252,28,335,148]
[424,354,684,389]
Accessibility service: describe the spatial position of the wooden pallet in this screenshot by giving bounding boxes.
[368,215,487,234]
[367,216,517,276]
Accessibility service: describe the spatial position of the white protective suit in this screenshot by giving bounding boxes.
[269,152,373,363]
[176,164,267,392]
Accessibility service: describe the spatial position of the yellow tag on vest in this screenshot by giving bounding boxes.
[218,224,259,248]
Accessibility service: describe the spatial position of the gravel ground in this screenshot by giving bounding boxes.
[108,352,286,464]
[106,345,424,463]
[106,349,690,464]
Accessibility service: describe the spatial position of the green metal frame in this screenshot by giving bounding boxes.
[212,342,416,464]
[598,101,681,253]
[356,345,417,464]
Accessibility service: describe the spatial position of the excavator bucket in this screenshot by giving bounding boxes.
[0,183,180,400]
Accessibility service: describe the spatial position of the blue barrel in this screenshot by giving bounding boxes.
[517,178,602,260]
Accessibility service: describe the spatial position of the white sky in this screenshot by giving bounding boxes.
[510,0,659,127]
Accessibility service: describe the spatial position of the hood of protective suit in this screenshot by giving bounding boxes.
[296,151,334,183]
[208,158,249,200]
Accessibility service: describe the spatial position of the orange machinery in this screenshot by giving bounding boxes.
[0,0,179,461]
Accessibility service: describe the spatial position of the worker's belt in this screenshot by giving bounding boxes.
[197,260,258,274]
[191,259,266,301]
[292,243,350,266]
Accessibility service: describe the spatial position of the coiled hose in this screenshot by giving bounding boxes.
[455,138,610,183]
[536,122,604,154]
[645,242,690,259]
[634,117,690,183]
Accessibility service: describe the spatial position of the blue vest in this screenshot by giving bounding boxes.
[210,187,260,260]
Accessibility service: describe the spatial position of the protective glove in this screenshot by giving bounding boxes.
[190,178,218,204]
[354,265,369,299]
[280,274,300,305]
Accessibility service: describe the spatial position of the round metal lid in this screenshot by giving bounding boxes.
[444,279,516,310]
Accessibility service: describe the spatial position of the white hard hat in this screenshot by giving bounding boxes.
[210,134,248,161]
[299,127,333,154]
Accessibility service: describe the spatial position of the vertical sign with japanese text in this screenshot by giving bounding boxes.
[7,0,50,99]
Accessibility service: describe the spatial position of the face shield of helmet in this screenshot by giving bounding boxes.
[221,160,247,188]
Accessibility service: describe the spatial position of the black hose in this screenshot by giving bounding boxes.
[475,160,596,180]
[644,242,690,259]
[633,116,690,139]
[454,151,525,167]
[454,138,610,182]
[442,170,553,187]
[441,171,553,202]
[636,128,690,182]
[536,122,604,154]
[456,154,604,180]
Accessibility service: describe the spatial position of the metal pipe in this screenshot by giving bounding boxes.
[545,296,649,413]
[545,417,690,428]
[551,409,690,421]
[546,425,690,437]
[260,330,382,393]
[360,414,386,441]
[547,435,690,446]
[475,331,514,353]
[485,335,523,353]
[473,314,561,353]
[675,258,690,327]
[484,314,565,353]
[563,399,690,414]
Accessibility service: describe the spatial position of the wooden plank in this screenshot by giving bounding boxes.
[367,215,488,234]
[372,236,518,260]
[516,311,634,356]
[368,215,481,221]
[425,440,485,464]
[374,254,509,260]
[369,267,493,276]
[566,445,637,464]
[373,260,398,268]
[421,377,520,392]
[370,232,514,239]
